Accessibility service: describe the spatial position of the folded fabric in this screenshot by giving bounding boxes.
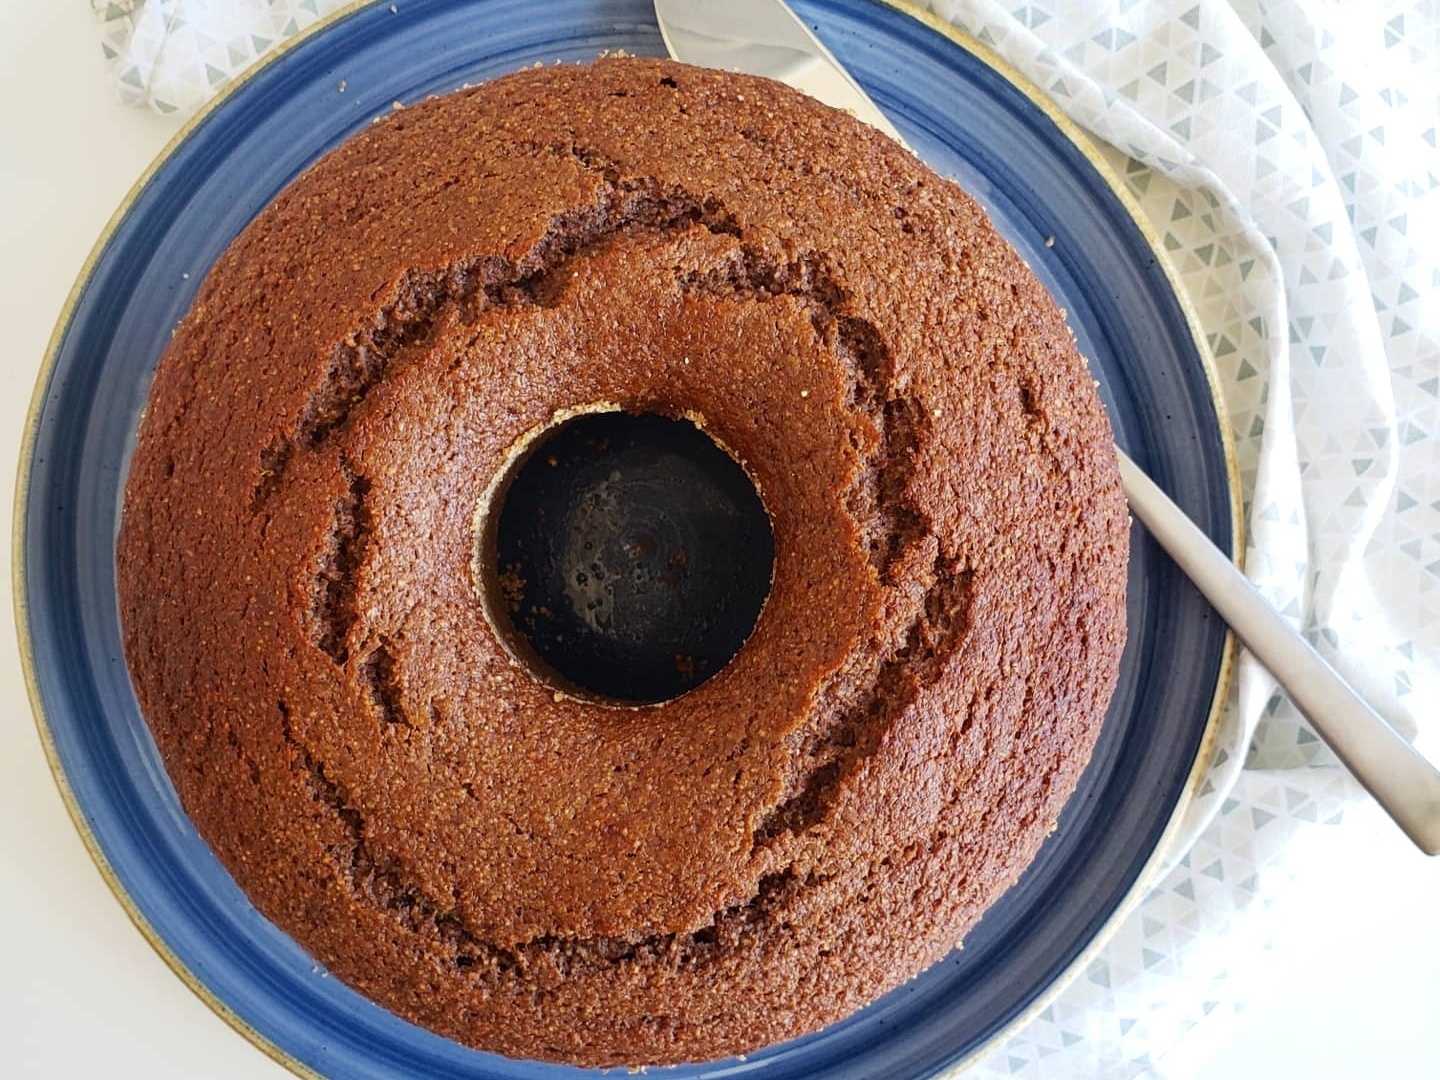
[91,1,1440,1076]
[92,0,351,112]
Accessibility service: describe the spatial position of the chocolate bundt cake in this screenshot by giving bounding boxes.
[117,57,1129,1066]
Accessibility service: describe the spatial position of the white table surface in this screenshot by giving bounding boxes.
[1,4,1435,1078]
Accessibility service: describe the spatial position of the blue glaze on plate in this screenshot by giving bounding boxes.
[18,1,1233,1077]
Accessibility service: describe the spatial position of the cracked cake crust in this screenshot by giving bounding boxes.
[117,58,1129,1067]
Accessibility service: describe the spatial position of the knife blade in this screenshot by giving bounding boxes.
[652,0,1440,854]
[652,0,907,146]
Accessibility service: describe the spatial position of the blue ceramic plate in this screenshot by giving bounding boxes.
[17,1,1237,1077]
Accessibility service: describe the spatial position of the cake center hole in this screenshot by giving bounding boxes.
[483,411,775,705]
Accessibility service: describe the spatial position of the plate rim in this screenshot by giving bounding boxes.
[12,1,1242,1076]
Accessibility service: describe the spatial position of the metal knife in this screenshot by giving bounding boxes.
[653,0,1440,854]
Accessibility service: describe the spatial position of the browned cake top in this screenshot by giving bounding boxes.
[117,57,1129,1067]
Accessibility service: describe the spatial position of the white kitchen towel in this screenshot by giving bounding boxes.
[91,0,351,111]
[92,1,1440,1077]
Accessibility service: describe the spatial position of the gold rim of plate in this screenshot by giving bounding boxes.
[13,0,1242,1076]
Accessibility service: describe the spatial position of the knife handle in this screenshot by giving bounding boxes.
[1118,450,1440,855]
